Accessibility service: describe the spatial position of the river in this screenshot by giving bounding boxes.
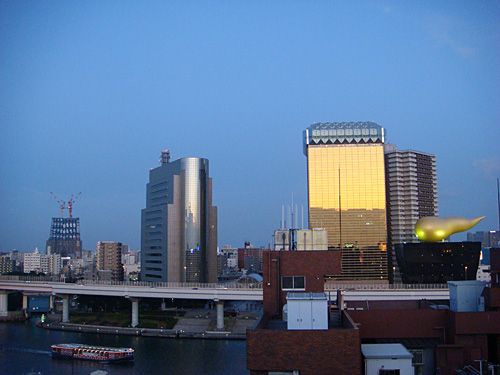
[0,318,248,375]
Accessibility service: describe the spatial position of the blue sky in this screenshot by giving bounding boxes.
[1,1,499,252]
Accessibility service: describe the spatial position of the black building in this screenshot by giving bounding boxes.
[395,241,481,284]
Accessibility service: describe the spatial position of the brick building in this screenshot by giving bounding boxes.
[246,249,500,375]
[96,241,124,282]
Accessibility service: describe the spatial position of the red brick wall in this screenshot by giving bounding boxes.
[247,327,361,375]
[452,311,500,335]
[488,287,500,308]
[348,309,450,340]
[435,346,465,375]
[263,250,341,317]
[350,309,500,374]
[345,299,429,310]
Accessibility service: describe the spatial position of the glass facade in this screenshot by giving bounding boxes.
[304,122,388,280]
[141,156,217,283]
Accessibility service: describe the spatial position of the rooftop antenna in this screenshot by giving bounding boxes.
[160,149,171,165]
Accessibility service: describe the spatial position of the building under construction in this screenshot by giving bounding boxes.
[46,193,82,258]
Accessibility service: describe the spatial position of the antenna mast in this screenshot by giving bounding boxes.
[160,149,171,165]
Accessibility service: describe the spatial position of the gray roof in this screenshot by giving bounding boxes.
[286,292,327,300]
[361,344,413,359]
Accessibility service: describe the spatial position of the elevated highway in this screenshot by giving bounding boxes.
[0,276,450,327]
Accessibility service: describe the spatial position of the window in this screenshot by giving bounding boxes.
[282,276,305,290]
[410,350,424,365]
[379,370,400,375]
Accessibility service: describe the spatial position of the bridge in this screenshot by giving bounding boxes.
[0,276,262,328]
[0,276,450,328]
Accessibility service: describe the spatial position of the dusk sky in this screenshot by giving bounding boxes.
[1,1,499,253]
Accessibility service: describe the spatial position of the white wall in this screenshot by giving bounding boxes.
[365,358,413,375]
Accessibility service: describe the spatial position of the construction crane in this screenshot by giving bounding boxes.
[67,192,81,218]
[50,192,66,218]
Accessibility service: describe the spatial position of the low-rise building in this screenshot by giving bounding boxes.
[246,248,500,375]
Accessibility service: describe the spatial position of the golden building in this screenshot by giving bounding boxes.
[303,122,388,280]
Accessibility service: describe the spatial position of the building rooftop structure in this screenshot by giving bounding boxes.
[361,343,413,359]
[246,248,500,375]
[303,121,386,154]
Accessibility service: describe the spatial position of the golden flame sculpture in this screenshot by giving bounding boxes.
[415,216,486,242]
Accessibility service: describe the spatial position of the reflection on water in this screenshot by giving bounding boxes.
[0,318,248,375]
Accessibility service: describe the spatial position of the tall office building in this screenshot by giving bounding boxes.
[141,151,217,283]
[384,146,438,247]
[96,241,124,281]
[46,218,82,258]
[303,122,388,280]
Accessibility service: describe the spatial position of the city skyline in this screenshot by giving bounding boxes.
[1,2,499,252]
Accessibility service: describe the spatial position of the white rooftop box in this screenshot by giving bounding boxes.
[286,292,328,330]
[448,280,487,312]
[362,343,414,375]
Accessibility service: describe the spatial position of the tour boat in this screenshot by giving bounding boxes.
[51,343,134,362]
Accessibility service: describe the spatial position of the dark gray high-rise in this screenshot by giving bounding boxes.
[141,152,217,283]
[46,218,82,257]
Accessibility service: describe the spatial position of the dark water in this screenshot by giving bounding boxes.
[0,319,248,375]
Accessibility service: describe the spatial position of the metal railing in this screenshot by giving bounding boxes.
[79,279,263,290]
[0,275,263,290]
[324,282,449,291]
[0,275,66,283]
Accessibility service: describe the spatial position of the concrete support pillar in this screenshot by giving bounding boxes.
[61,294,69,323]
[0,291,8,317]
[49,295,55,312]
[216,300,224,330]
[131,298,139,328]
[22,294,28,311]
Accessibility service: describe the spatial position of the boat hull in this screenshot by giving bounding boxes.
[51,343,134,362]
[51,352,134,362]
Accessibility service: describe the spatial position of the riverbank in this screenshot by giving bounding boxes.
[37,309,261,340]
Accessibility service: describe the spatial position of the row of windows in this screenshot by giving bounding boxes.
[151,188,168,195]
[151,181,168,188]
[145,210,162,216]
[151,196,167,202]
[145,274,162,279]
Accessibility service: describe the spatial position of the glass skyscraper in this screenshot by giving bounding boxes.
[303,122,388,280]
[141,152,217,283]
